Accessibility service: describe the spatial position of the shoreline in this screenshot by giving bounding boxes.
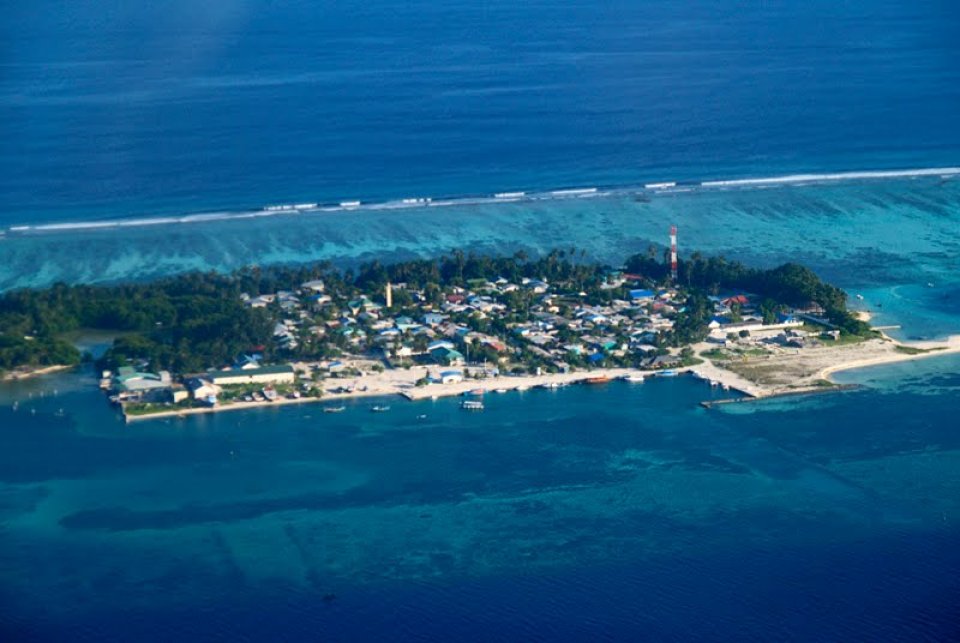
[123,367,692,422]
[1,364,74,382]
[121,330,960,423]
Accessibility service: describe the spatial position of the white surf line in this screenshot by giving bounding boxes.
[8,166,957,234]
[700,167,960,188]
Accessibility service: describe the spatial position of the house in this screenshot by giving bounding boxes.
[430,346,465,366]
[207,364,296,386]
[185,378,222,401]
[439,370,464,384]
[723,294,750,307]
[300,279,325,293]
[114,369,171,394]
[629,289,655,301]
[423,312,447,326]
[427,339,455,353]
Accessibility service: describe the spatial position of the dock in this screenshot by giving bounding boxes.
[699,383,862,409]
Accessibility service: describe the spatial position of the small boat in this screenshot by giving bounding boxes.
[494,388,508,394]
[659,370,678,377]
[469,388,485,396]
[370,405,391,413]
[855,294,864,300]
[540,382,563,389]
[710,380,719,388]
[461,400,484,410]
[416,414,427,419]
[516,385,529,392]
[621,374,645,383]
[323,405,346,413]
[585,376,610,384]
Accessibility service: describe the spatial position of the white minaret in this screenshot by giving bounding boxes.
[385,282,393,308]
[670,225,678,282]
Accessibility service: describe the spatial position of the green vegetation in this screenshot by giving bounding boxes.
[625,252,870,335]
[0,248,866,376]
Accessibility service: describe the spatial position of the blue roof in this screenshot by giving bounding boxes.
[630,289,655,299]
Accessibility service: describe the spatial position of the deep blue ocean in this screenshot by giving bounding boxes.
[2,1,960,641]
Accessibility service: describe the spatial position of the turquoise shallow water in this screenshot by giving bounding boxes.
[3,176,959,339]
[1,357,959,640]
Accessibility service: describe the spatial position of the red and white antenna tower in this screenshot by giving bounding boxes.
[669,225,678,282]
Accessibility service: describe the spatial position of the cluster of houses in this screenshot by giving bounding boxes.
[235,272,699,374]
[104,267,832,411]
[104,360,297,407]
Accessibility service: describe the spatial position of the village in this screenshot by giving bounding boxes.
[102,261,857,421]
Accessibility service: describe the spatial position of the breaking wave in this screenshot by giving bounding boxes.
[7,166,958,235]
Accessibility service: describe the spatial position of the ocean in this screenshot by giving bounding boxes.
[2,0,960,641]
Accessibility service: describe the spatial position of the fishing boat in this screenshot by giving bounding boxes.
[494,388,508,394]
[323,405,346,413]
[658,370,678,377]
[461,400,484,410]
[621,374,645,383]
[370,405,391,412]
[585,376,610,384]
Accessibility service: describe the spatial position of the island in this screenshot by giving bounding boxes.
[2,249,958,420]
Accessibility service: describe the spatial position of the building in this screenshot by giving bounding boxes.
[114,369,171,393]
[438,370,463,384]
[207,364,295,386]
[185,378,221,401]
[430,346,465,366]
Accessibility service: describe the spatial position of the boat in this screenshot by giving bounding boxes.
[658,370,679,377]
[370,405,391,412]
[621,374,645,383]
[585,376,610,384]
[468,388,485,396]
[461,400,484,410]
[323,405,346,413]
[494,388,508,394]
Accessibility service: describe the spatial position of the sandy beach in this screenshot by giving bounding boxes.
[1,364,74,382]
[123,366,663,422]
[123,322,960,422]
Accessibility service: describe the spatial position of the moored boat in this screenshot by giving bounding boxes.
[621,374,645,383]
[585,376,610,384]
[323,405,346,413]
[461,400,484,410]
[370,404,391,412]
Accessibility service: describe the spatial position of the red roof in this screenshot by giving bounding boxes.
[723,295,750,305]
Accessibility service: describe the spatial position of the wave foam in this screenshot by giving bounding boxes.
[7,166,958,235]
